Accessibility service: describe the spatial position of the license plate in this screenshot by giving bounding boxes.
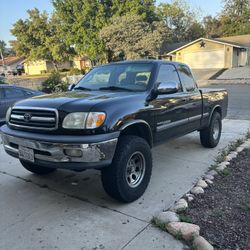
[19,146,34,162]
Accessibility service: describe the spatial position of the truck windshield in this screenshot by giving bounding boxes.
[74,63,153,92]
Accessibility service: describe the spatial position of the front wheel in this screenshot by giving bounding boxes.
[200,112,222,148]
[101,135,152,203]
[20,160,56,175]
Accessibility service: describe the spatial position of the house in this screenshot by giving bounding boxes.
[24,57,92,75]
[167,34,250,69]
[24,60,72,75]
[0,56,25,73]
[73,56,92,70]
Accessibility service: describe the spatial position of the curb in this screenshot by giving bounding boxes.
[153,135,250,250]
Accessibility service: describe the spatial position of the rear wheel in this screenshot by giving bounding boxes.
[20,160,56,175]
[101,135,152,203]
[200,112,222,148]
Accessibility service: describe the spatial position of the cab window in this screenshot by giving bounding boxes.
[156,64,181,91]
[178,65,197,92]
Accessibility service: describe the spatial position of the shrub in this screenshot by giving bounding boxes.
[68,67,85,76]
[40,71,68,93]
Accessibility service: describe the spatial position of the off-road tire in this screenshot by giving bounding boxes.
[101,135,152,203]
[20,160,56,175]
[200,112,222,148]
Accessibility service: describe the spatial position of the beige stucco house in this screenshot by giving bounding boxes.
[167,34,250,69]
[24,57,92,75]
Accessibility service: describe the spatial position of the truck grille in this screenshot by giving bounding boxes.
[9,107,58,131]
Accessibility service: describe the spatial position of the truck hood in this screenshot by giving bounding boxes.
[15,90,143,112]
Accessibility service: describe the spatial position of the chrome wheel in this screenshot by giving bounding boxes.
[126,151,146,188]
[213,119,220,140]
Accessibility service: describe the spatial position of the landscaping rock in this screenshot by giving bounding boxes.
[242,141,250,148]
[185,193,194,202]
[227,152,237,159]
[171,198,188,212]
[193,236,214,250]
[204,174,214,180]
[205,179,213,185]
[197,179,208,188]
[166,222,200,241]
[156,211,180,224]
[207,170,218,176]
[191,187,204,194]
[187,196,194,202]
[236,146,244,153]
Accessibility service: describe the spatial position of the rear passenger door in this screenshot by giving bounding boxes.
[177,64,202,131]
[152,64,189,142]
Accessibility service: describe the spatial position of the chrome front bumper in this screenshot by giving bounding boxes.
[1,132,118,170]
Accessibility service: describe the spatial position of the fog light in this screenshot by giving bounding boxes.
[64,149,83,157]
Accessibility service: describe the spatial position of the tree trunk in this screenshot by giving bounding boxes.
[52,61,59,71]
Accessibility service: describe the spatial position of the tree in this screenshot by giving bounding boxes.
[52,0,157,63]
[219,0,250,36]
[203,15,222,38]
[0,40,7,57]
[100,15,171,60]
[10,8,74,69]
[156,0,205,42]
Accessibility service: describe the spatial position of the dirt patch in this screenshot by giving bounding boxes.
[184,149,250,250]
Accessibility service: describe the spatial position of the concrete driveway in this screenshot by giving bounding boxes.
[1,119,250,250]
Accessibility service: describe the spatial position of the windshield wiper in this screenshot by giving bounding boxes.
[99,86,133,92]
[73,86,92,91]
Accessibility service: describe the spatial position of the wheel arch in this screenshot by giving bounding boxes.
[209,105,222,124]
[119,120,153,147]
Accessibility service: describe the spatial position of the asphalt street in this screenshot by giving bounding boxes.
[209,84,250,120]
[0,84,249,250]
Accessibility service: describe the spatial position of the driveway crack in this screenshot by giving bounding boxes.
[120,223,150,250]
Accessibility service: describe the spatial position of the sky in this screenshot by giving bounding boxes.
[0,0,223,46]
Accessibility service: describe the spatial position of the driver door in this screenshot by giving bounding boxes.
[150,64,189,143]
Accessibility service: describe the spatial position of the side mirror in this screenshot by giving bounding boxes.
[157,81,178,95]
[68,83,75,91]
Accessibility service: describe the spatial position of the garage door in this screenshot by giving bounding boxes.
[183,50,225,69]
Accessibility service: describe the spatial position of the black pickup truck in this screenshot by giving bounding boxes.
[1,60,228,202]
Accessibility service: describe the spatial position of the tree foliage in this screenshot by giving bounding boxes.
[219,0,250,36]
[51,0,156,62]
[100,15,171,60]
[156,0,205,42]
[10,8,74,69]
[203,15,222,38]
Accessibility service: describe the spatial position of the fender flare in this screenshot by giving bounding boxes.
[208,105,222,124]
[119,119,153,147]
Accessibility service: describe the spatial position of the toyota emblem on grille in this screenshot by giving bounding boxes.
[23,113,32,122]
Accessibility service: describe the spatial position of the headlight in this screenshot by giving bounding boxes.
[6,107,12,122]
[62,112,105,129]
[63,112,87,129]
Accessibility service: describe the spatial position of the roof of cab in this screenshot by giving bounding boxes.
[101,59,182,67]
